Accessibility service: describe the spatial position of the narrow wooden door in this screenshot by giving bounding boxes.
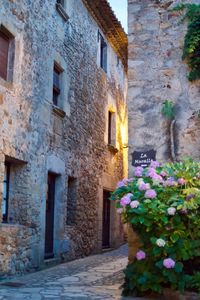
[45,173,56,259]
[102,190,111,248]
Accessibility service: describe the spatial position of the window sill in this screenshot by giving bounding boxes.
[52,105,66,118]
[107,144,118,154]
[56,3,69,22]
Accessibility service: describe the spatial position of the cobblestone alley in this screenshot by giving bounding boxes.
[0,244,150,300]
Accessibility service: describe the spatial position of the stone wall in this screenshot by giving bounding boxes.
[128,0,200,177]
[0,0,127,275]
[0,224,37,276]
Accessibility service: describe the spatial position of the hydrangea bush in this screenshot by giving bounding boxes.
[111,159,200,296]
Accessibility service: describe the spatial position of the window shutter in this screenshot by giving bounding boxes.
[0,32,9,80]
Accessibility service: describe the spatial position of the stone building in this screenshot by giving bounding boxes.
[128,0,200,176]
[0,0,128,275]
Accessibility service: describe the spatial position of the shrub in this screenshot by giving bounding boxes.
[111,159,200,296]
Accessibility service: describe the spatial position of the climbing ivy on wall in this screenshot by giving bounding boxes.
[174,4,200,81]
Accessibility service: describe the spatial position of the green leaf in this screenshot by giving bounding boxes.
[155,260,163,269]
[150,237,157,244]
[170,233,179,243]
[174,262,183,273]
[153,247,162,256]
[138,276,147,284]
[178,279,185,292]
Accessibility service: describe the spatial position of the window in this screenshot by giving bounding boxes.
[0,26,14,81]
[66,177,77,226]
[98,32,107,73]
[108,111,116,146]
[2,162,10,223]
[117,56,120,67]
[53,62,63,107]
[108,111,112,145]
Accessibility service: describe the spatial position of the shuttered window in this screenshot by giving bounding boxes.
[0,31,9,80]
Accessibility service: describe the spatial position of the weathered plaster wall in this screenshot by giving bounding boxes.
[0,0,127,274]
[128,0,200,177]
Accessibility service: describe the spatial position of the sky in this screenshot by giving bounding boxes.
[108,0,127,32]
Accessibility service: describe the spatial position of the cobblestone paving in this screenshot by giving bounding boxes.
[0,245,151,300]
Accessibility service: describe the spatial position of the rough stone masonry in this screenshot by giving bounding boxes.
[128,0,200,177]
[0,0,128,276]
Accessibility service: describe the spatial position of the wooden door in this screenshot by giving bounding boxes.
[102,190,111,248]
[45,173,56,259]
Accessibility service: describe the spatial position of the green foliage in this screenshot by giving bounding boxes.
[174,4,200,81]
[112,159,200,296]
[161,100,175,120]
[191,272,200,294]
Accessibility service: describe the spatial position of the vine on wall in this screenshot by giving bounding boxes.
[161,100,176,162]
[174,4,200,81]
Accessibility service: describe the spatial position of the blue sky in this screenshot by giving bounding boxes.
[108,0,127,32]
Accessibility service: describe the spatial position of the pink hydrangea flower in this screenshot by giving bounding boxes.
[164,177,177,187]
[138,183,150,191]
[150,161,160,168]
[136,250,146,261]
[127,178,134,183]
[137,178,144,185]
[151,174,163,182]
[167,207,176,216]
[145,189,157,199]
[117,178,131,188]
[120,193,133,207]
[147,167,157,177]
[178,178,186,185]
[134,167,144,177]
[163,258,175,269]
[130,200,140,208]
[117,180,125,188]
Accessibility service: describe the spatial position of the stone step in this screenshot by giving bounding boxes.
[44,257,61,269]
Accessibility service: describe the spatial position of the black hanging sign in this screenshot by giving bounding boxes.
[132,150,156,168]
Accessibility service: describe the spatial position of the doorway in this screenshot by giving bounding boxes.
[45,173,56,259]
[102,190,111,248]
